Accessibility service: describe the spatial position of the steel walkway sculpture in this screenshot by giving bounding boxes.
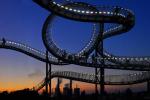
[0,0,150,95]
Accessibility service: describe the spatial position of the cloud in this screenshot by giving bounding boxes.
[28,69,44,78]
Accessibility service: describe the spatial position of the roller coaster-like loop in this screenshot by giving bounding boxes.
[34,71,150,91]
[33,0,150,71]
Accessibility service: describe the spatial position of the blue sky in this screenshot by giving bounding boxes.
[0,0,149,92]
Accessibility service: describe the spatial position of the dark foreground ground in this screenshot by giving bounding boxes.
[0,89,150,100]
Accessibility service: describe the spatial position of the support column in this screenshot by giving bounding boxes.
[45,50,49,94]
[99,23,105,96]
[95,53,99,96]
[49,63,52,96]
[95,67,98,95]
[94,23,105,99]
[100,68,105,95]
[56,78,61,97]
[70,79,72,96]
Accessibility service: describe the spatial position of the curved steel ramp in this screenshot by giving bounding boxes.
[34,71,150,91]
[0,39,66,65]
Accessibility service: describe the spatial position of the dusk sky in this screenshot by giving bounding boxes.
[0,0,150,93]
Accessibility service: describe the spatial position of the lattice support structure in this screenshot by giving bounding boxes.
[95,23,105,98]
[99,23,105,96]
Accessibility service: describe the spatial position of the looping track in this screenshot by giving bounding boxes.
[33,0,150,71]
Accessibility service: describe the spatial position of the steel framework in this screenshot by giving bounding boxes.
[0,0,150,98]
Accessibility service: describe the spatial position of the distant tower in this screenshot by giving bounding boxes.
[70,79,72,96]
[74,84,80,97]
[63,83,71,96]
[55,78,62,97]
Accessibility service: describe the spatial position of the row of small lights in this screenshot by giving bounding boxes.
[78,24,98,55]
[104,25,122,34]
[64,0,133,14]
[53,71,96,78]
[73,54,150,61]
[37,72,147,87]
[46,22,87,59]
[91,57,150,61]
[40,72,149,87]
[5,41,58,60]
[78,25,122,55]
[112,72,149,77]
[46,32,74,56]
[52,1,126,18]
[51,71,148,81]
[58,53,150,62]
[46,33,64,52]
[54,71,147,78]
[6,41,45,56]
[83,71,146,80]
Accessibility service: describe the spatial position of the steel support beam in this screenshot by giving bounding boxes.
[70,79,72,96]
[49,63,52,96]
[100,67,105,95]
[99,23,105,96]
[95,67,98,95]
[56,78,61,97]
[45,50,49,94]
[95,51,99,96]
[95,23,105,99]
